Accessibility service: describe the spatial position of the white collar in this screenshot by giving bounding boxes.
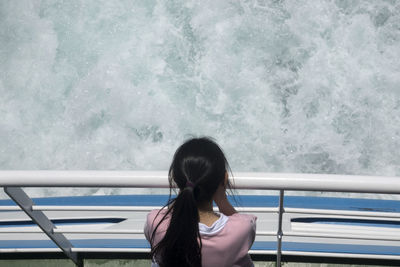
[198,213,229,236]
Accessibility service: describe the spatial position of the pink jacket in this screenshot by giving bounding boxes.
[144,209,257,267]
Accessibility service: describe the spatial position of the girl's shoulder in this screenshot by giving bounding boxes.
[147,210,256,226]
[225,213,257,234]
[146,210,256,233]
[144,209,170,241]
[229,213,257,224]
[147,209,166,218]
[147,209,169,225]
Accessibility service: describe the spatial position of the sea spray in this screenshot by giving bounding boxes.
[0,0,399,198]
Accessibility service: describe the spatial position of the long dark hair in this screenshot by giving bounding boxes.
[150,137,231,267]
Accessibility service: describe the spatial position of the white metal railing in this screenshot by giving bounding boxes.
[1,171,400,267]
[1,171,400,193]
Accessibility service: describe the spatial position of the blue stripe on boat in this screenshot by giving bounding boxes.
[1,239,400,256]
[280,242,400,255]
[1,195,400,213]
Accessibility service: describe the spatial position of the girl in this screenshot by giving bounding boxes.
[144,137,257,267]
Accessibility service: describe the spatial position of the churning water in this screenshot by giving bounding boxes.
[0,0,400,197]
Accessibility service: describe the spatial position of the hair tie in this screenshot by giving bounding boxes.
[186,180,195,190]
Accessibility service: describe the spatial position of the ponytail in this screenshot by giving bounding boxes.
[150,137,230,267]
[151,186,202,267]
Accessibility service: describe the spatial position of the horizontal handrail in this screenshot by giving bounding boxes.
[0,205,279,213]
[0,171,400,194]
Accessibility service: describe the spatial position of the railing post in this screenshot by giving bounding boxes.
[4,187,82,267]
[276,190,284,267]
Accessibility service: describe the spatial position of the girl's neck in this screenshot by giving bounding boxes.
[197,200,213,212]
[198,201,220,227]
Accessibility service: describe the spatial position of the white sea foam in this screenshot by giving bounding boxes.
[0,0,399,198]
